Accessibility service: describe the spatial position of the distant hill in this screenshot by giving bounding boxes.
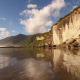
[17,29,52,46]
[0,34,30,46]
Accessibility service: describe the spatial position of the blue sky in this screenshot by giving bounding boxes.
[0,0,80,39]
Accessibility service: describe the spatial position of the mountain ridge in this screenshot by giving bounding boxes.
[0,34,30,46]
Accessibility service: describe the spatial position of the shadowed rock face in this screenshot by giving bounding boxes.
[45,35,53,45]
[53,8,80,45]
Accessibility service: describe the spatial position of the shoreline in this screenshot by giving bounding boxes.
[0,45,80,49]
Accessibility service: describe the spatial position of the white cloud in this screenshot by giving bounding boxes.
[0,28,6,32]
[1,31,10,37]
[1,18,6,20]
[71,5,78,11]
[19,0,66,34]
[0,28,10,38]
[27,4,37,9]
[12,30,15,32]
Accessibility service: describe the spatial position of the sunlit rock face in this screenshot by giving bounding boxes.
[36,36,44,41]
[45,35,53,45]
[53,8,80,45]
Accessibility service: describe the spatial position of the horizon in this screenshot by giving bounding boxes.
[0,0,80,39]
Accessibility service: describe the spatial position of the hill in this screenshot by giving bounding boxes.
[17,28,53,46]
[0,34,30,46]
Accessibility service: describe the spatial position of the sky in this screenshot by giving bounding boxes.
[0,0,80,39]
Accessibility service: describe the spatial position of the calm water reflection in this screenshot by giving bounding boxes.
[0,48,80,80]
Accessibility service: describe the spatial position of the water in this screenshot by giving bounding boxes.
[0,48,80,80]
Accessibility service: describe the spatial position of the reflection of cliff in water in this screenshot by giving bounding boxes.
[46,48,80,80]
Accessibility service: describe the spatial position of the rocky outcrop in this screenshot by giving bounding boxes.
[36,36,44,41]
[45,34,53,46]
[59,37,80,48]
[53,7,80,46]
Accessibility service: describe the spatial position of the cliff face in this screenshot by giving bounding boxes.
[53,7,80,45]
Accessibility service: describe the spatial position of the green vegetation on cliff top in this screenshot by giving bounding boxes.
[54,6,80,25]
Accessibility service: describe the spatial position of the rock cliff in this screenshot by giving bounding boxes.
[36,36,44,41]
[53,6,80,46]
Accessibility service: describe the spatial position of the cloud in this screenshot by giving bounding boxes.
[0,28,6,32]
[1,18,6,20]
[1,31,10,37]
[71,5,78,11]
[19,0,66,34]
[27,4,37,9]
[0,28,10,38]
[12,30,15,32]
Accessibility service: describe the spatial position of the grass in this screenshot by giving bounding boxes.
[17,34,48,46]
[54,6,80,25]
